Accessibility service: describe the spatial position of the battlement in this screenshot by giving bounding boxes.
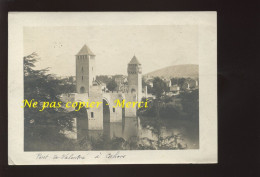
[102,90,126,94]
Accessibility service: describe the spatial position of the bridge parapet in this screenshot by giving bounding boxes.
[102,90,126,94]
[70,90,139,133]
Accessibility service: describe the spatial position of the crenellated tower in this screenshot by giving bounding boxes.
[127,55,142,102]
[75,44,96,94]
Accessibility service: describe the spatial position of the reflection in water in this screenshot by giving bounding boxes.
[84,116,199,150]
[103,99,110,123]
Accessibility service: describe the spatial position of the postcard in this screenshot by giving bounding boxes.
[8,12,217,165]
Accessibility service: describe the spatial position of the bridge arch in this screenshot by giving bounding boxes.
[102,98,110,123]
[102,96,110,106]
[119,94,125,119]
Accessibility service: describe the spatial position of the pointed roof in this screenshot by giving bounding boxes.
[76,44,95,56]
[129,55,141,64]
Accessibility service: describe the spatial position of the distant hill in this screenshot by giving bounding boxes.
[145,64,198,78]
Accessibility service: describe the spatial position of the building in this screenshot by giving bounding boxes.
[170,84,180,95]
[94,80,107,92]
[119,83,128,93]
[114,75,127,91]
[72,44,144,131]
[163,78,172,87]
[127,55,143,102]
[182,78,199,90]
[68,76,76,84]
[146,79,154,88]
[75,44,96,94]
[143,75,153,82]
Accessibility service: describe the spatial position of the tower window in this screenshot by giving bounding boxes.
[82,76,83,81]
[113,108,115,112]
[91,112,94,118]
[81,67,83,72]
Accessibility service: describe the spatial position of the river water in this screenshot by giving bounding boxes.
[80,116,199,150]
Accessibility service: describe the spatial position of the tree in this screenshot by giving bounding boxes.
[96,75,112,84]
[152,77,167,99]
[142,78,152,94]
[178,78,186,89]
[170,77,186,89]
[59,78,76,93]
[171,78,178,85]
[24,53,75,150]
[142,78,147,88]
[179,89,199,120]
[106,79,117,91]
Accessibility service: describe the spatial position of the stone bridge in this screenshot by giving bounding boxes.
[72,87,140,130]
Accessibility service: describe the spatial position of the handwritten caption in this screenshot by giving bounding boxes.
[36,152,126,160]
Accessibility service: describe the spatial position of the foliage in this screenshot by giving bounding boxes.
[152,77,167,99]
[179,89,199,120]
[59,79,76,93]
[106,79,117,91]
[159,102,182,118]
[147,85,153,94]
[142,78,153,93]
[170,77,186,88]
[96,75,112,84]
[24,52,76,150]
[161,95,173,103]
[138,97,157,116]
[139,89,198,120]
[112,74,124,80]
[142,78,147,88]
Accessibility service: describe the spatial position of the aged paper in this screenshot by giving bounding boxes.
[8,12,217,165]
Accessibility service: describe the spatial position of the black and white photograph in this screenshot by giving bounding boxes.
[23,26,199,151]
[8,12,217,164]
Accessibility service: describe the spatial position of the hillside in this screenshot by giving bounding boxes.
[145,64,198,78]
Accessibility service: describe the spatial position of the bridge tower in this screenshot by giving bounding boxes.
[75,44,96,95]
[127,55,142,102]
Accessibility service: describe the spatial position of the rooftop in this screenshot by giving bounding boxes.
[129,55,141,65]
[76,44,95,56]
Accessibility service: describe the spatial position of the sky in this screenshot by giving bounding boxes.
[24,25,198,76]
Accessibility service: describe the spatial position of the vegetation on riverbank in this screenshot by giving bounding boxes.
[24,53,198,151]
[139,76,199,120]
[138,89,199,120]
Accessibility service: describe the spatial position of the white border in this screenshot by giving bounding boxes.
[8,12,217,165]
